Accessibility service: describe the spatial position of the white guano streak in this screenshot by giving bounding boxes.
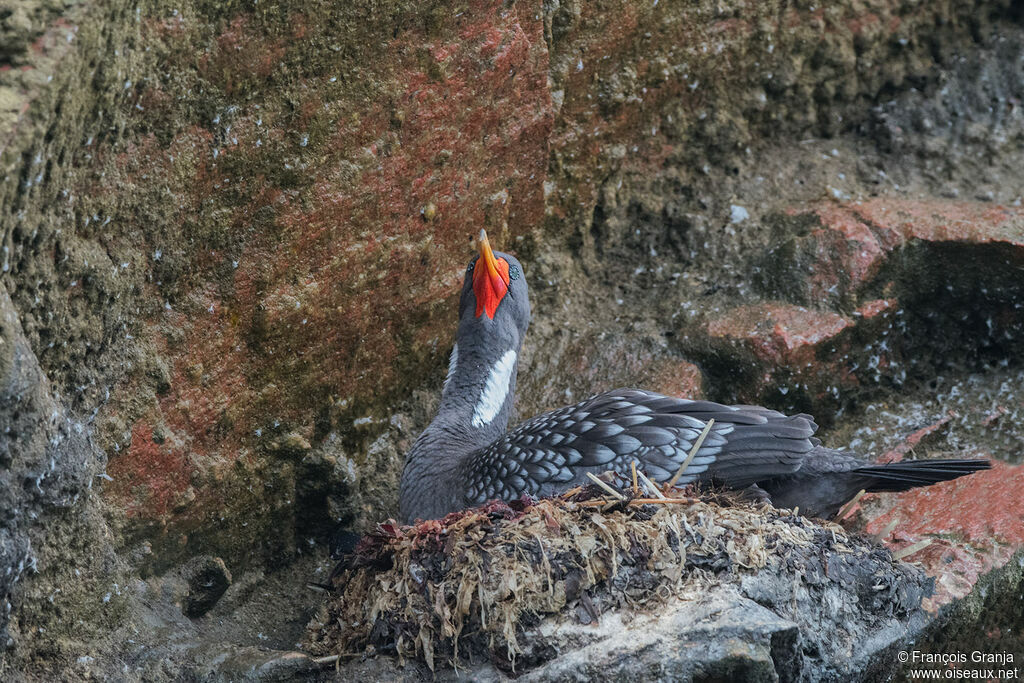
[472,349,517,428]
[443,344,458,393]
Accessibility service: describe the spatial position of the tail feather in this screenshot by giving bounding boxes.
[855,458,991,492]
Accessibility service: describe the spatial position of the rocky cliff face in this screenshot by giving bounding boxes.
[1,0,1022,679]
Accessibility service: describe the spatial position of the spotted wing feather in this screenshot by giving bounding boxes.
[462,390,723,505]
[463,389,820,507]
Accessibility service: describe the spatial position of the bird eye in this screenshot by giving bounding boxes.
[509,264,520,281]
[466,261,475,274]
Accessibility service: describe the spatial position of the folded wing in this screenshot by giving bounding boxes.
[461,389,819,507]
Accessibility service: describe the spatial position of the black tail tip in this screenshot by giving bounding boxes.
[860,457,993,492]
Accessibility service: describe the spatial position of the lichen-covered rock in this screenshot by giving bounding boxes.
[0,281,127,659]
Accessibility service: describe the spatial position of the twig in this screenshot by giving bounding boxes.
[892,538,933,561]
[834,489,866,521]
[636,470,666,499]
[577,497,695,508]
[872,518,899,543]
[666,419,715,489]
[627,497,697,505]
[631,461,639,496]
[585,472,626,501]
[313,654,343,665]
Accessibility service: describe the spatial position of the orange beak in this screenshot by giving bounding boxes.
[472,229,510,319]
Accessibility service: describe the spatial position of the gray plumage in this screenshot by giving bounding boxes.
[398,239,991,523]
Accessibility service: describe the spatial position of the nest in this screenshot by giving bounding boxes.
[304,474,862,672]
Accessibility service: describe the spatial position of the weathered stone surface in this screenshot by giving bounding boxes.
[860,461,1024,612]
[0,279,135,678]
[85,0,555,567]
[481,592,798,683]
[479,578,927,683]
[762,200,1024,308]
[181,556,232,618]
[680,302,867,416]
[546,0,1021,272]
[678,198,1024,416]
[518,326,704,418]
[0,281,105,648]
[704,303,853,365]
[841,459,1024,677]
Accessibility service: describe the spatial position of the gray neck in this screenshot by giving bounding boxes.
[399,319,522,522]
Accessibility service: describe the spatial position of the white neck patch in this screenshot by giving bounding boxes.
[443,344,458,393]
[472,349,517,428]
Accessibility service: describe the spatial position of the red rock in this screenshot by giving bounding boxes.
[692,298,928,411]
[644,358,704,401]
[853,298,896,319]
[108,421,192,520]
[861,460,1024,611]
[853,199,1024,247]
[101,1,554,541]
[785,200,1024,303]
[705,303,852,365]
[690,302,869,409]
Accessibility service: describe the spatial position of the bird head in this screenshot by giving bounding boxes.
[458,229,530,338]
